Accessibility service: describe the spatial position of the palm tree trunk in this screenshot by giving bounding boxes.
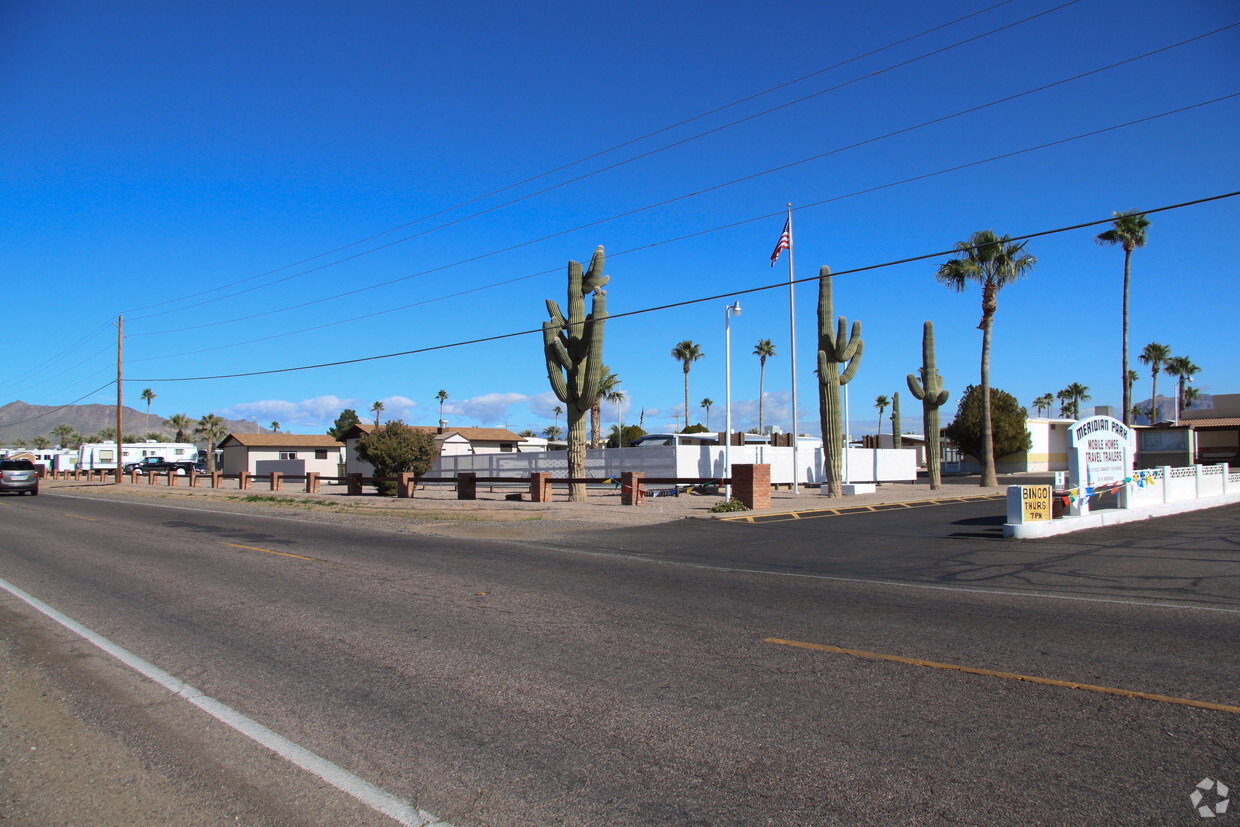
[683,367,690,432]
[1150,368,1159,423]
[1121,249,1131,425]
[980,318,997,487]
[590,398,601,448]
[758,363,765,433]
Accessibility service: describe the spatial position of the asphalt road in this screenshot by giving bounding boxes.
[1,491,1237,825]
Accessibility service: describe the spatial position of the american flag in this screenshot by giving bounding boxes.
[770,217,790,266]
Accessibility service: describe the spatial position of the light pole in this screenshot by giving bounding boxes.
[725,301,741,500]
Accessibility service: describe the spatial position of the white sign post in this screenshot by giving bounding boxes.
[1067,415,1135,517]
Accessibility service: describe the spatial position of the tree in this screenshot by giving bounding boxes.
[51,423,76,448]
[671,340,704,433]
[1138,342,1172,422]
[553,405,562,429]
[605,385,626,443]
[33,435,50,450]
[701,398,714,429]
[140,388,156,438]
[270,421,280,434]
[1056,389,1072,418]
[436,390,449,424]
[874,394,890,434]
[354,421,438,496]
[606,423,646,448]
[518,428,537,438]
[370,401,384,426]
[1033,393,1055,417]
[936,229,1036,487]
[1164,356,1200,415]
[327,409,360,440]
[193,414,227,473]
[168,413,194,443]
[591,365,620,448]
[1062,383,1090,419]
[943,384,1032,470]
[96,426,117,443]
[542,425,563,440]
[753,339,776,433]
[1096,210,1150,426]
[1183,386,1201,411]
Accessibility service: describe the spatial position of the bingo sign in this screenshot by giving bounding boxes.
[1022,485,1052,522]
[1068,415,1135,489]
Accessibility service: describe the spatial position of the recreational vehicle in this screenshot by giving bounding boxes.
[77,441,199,471]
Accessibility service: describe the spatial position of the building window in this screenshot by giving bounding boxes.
[500,443,514,452]
[280,452,298,460]
[315,450,328,460]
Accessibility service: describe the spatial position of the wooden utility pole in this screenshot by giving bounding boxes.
[116,315,123,484]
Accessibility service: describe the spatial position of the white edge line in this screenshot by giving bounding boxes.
[0,575,450,827]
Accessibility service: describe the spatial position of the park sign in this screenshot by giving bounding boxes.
[1068,415,1134,490]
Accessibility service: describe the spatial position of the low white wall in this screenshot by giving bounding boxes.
[1006,464,1238,538]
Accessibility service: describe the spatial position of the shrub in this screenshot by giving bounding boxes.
[355,421,438,496]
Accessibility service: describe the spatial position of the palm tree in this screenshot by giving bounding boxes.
[591,365,620,448]
[874,394,890,435]
[193,413,227,473]
[553,405,562,429]
[671,340,704,433]
[1096,211,1150,426]
[1164,356,1200,416]
[753,339,777,433]
[1056,389,1073,418]
[1032,393,1054,418]
[33,435,50,450]
[51,423,76,448]
[701,398,714,429]
[139,387,156,438]
[270,421,280,433]
[1138,342,1172,422]
[1064,383,1090,419]
[436,390,449,424]
[542,425,563,441]
[1182,386,1201,411]
[168,413,194,443]
[936,229,1036,486]
[370,400,384,426]
[606,386,626,442]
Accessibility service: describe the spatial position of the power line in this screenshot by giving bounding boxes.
[128,88,1240,356]
[130,191,1240,383]
[125,0,1081,324]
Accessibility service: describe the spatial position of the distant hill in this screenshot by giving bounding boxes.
[0,401,263,446]
[1131,392,1214,425]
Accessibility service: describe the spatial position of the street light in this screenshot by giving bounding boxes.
[725,301,741,500]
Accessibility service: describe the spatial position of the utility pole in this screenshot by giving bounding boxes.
[115,315,123,484]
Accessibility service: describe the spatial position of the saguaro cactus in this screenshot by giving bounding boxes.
[816,266,863,497]
[907,320,950,490]
[892,392,902,450]
[544,246,608,502]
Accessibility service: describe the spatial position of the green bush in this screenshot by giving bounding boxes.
[709,497,749,513]
[355,421,438,496]
[943,384,1032,464]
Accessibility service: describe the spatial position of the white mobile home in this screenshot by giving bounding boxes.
[77,441,199,471]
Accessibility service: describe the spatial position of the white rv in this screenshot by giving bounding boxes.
[77,441,200,471]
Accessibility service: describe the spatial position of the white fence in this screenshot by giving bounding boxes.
[432,445,918,486]
[1126,464,1237,508]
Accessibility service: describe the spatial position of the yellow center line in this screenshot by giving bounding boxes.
[223,542,315,561]
[765,637,1240,715]
[65,514,100,521]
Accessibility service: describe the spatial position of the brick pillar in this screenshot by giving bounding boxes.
[530,472,552,502]
[190,471,199,488]
[168,471,179,487]
[131,470,141,484]
[458,472,477,500]
[270,471,282,491]
[211,471,222,489]
[621,471,645,505]
[239,471,251,491]
[148,471,157,485]
[732,464,771,510]
[347,473,363,496]
[397,472,416,498]
[306,472,319,493]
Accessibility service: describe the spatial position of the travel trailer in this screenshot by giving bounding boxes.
[77,441,200,471]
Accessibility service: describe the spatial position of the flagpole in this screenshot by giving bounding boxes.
[786,204,799,494]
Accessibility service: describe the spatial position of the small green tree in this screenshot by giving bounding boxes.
[943,385,1031,470]
[168,413,194,443]
[33,435,50,450]
[193,414,227,473]
[606,424,647,448]
[355,421,438,496]
[51,423,77,448]
[327,409,361,440]
[682,423,711,434]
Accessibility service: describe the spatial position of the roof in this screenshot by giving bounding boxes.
[338,423,525,442]
[218,433,343,449]
[1185,418,1240,429]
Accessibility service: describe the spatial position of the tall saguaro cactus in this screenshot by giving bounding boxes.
[907,320,950,490]
[816,266,863,497]
[892,392,902,450]
[544,246,608,502]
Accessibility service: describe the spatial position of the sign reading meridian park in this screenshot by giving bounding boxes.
[1067,415,1135,491]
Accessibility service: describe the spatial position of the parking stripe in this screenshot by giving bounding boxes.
[765,637,1240,715]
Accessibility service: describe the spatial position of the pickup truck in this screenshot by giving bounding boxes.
[123,457,201,476]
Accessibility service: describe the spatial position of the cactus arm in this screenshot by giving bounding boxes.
[582,245,609,293]
[936,389,950,406]
[839,339,864,384]
[907,373,926,398]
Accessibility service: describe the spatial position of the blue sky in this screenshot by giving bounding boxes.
[2,0,1237,439]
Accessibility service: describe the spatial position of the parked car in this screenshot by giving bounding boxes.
[0,459,39,495]
[123,456,198,476]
